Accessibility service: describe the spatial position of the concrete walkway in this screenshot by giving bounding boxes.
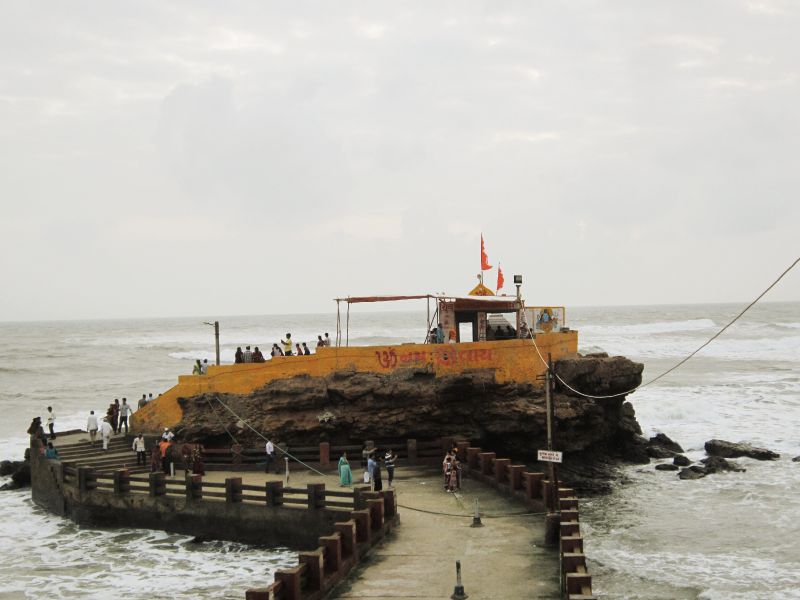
[330,466,560,600]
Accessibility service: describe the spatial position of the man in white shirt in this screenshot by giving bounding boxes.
[46,406,56,440]
[324,333,331,347]
[265,440,276,474]
[243,346,253,363]
[132,434,147,465]
[119,398,132,435]
[100,418,114,451]
[201,359,208,374]
[86,410,99,446]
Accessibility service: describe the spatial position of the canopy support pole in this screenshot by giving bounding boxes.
[346,302,350,347]
[336,300,341,347]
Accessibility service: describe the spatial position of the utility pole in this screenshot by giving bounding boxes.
[544,352,560,546]
[203,321,221,366]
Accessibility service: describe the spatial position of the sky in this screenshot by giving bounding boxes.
[1,1,799,321]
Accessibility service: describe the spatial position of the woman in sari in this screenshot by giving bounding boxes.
[338,452,352,487]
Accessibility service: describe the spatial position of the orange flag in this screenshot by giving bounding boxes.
[480,234,492,271]
[496,265,504,292]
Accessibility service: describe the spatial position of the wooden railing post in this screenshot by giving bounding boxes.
[298,549,324,591]
[149,471,165,497]
[275,568,301,600]
[494,458,511,486]
[225,477,243,503]
[113,469,130,495]
[77,466,95,493]
[406,439,418,465]
[319,441,330,467]
[479,452,496,476]
[380,489,396,518]
[319,533,342,572]
[466,447,481,469]
[366,498,384,531]
[266,480,284,506]
[185,474,202,501]
[353,485,371,510]
[334,521,357,558]
[508,465,525,491]
[351,510,371,545]
[455,441,470,461]
[307,483,325,509]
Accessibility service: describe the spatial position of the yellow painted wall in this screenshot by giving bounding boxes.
[131,332,578,434]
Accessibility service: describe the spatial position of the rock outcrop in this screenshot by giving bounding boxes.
[0,459,31,491]
[704,439,780,461]
[173,354,647,488]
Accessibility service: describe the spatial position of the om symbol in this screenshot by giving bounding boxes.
[375,349,398,368]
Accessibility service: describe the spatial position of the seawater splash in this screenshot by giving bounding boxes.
[0,489,295,599]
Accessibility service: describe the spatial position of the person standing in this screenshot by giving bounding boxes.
[86,410,99,446]
[265,440,276,474]
[111,399,120,434]
[367,451,377,484]
[435,323,445,344]
[46,406,56,440]
[138,394,148,410]
[148,393,154,403]
[316,335,325,349]
[100,418,114,451]
[201,359,209,373]
[193,360,202,375]
[324,333,331,347]
[243,346,253,363]
[338,452,352,487]
[119,398,132,435]
[281,333,293,356]
[372,456,383,492]
[132,434,147,466]
[150,443,161,473]
[384,449,397,488]
[159,439,172,474]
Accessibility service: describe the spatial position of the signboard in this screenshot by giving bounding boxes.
[537,449,563,463]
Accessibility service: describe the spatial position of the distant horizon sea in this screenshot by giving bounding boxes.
[1,301,798,599]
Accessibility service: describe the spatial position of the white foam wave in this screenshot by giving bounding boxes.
[580,318,717,335]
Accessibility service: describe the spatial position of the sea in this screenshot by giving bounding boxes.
[0,302,798,599]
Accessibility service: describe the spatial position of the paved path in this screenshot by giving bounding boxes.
[331,467,560,600]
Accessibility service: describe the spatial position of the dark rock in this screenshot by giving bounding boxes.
[679,466,707,480]
[0,460,21,477]
[655,463,679,471]
[11,463,31,487]
[704,439,780,461]
[673,454,691,467]
[649,433,684,454]
[701,456,745,473]
[646,445,677,459]
[0,460,30,491]
[793,456,800,462]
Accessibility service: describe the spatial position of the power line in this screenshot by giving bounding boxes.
[532,255,800,399]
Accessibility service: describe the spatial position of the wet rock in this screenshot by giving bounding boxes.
[701,456,746,474]
[673,455,691,467]
[0,460,30,491]
[651,433,684,453]
[0,460,22,477]
[678,466,707,480]
[704,439,780,461]
[655,463,679,471]
[793,456,800,462]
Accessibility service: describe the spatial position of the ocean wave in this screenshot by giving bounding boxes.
[580,318,716,336]
[774,322,800,330]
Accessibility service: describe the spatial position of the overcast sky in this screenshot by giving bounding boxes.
[1,1,798,321]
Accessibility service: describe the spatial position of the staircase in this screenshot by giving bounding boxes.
[55,436,151,476]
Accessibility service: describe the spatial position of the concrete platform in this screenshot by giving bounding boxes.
[329,467,560,600]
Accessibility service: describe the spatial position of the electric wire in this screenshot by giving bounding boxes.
[531,255,800,399]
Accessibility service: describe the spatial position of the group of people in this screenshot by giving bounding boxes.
[427,323,458,344]
[344,446,397,491]
[27,413,60,459]
[443,446,462,493]
[232,332,333,363]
